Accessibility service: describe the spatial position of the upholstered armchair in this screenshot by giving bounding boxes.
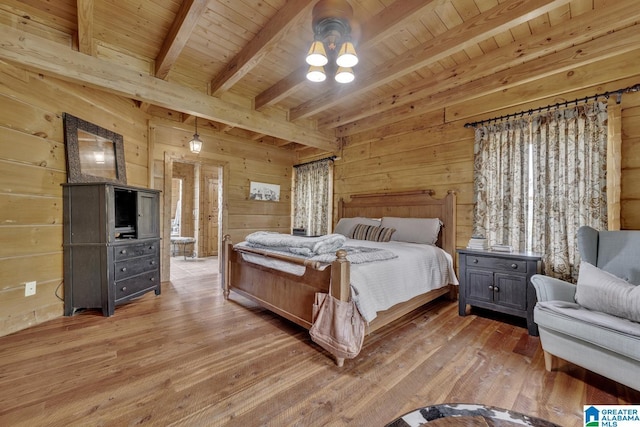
[531,226,640,391]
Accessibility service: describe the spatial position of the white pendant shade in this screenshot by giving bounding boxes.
[306,65,327,82]
[335,67,354,83]
[305,41,328,67]
[336,41,358,68]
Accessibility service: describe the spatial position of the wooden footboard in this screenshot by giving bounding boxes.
[222,235,349,329]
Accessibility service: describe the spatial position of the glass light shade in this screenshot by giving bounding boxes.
[306,65,327,82]
[336,41,358,68]
[189,134,203,153]
[305,41,328,66]
[335,67,355,84]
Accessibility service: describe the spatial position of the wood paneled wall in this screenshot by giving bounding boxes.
[0,62,150,336]
[0,63,295,337]
[149,117,294,282]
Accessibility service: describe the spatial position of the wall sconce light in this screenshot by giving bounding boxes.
[189,117,203,154]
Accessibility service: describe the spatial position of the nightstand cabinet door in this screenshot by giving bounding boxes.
[458,249,542,336]
[466,269,495,303]
[493,273,527,310]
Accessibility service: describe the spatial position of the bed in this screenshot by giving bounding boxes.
[222,190,458,366]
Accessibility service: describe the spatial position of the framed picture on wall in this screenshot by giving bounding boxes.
[63,113,127,184]
[249,181,280,201]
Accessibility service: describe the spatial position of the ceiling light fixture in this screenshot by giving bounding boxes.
[189,117,203,154]
[305,0,358,84]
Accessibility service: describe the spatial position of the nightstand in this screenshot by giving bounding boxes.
[457,248,543,336]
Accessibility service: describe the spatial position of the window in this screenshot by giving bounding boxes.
[474,102,608,281]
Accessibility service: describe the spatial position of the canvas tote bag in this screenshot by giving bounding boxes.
[309,285,366,360]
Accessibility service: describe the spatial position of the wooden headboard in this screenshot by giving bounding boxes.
[337,190,457,259]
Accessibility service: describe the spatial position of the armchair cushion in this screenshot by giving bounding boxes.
[575,262,640,323]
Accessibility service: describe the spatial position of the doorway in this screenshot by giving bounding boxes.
[162,153,228,282]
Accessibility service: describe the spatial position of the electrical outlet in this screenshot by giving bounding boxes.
[25,281,36,297]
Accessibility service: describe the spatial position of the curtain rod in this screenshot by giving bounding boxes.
[294,155,336,168]
[464,83,640,128]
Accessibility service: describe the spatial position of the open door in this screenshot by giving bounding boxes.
[202,165,220,256]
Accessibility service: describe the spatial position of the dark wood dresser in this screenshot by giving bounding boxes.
[457,248,542,336]
[63,182,161,316]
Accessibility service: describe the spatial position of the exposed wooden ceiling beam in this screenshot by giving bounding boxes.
[76,0,94,55]
[155,0,209,80]
[0,24,337,151]
[209,1,315,97]
[289,0,572,121]
[345,24,640,137]
[329,0,640,132]
[254,0,444,110]
[419,26,640,117]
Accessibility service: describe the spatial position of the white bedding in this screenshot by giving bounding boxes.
[236,238,458,323]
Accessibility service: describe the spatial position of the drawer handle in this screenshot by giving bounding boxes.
[121,286,127,292]
[473,258,479,264]
[121,267,127,272]
[510,263,518,269]
[121,249,127,255]
[150,260,156,265]
[149,246,154,250]
[150,277,155,282]
[494,286,500,292]
[488,285,494,290]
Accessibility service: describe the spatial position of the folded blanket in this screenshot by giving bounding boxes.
[244,231,346,257]
[236,241,397,266]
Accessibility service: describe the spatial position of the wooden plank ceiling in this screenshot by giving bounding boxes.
[0,0,638,153]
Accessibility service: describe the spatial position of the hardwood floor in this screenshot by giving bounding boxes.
[1,257,638,427]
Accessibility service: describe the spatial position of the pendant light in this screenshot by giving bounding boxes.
[304,0,358,84]
[189,117,203,154]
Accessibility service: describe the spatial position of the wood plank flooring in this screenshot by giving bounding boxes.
[1,257,638,427]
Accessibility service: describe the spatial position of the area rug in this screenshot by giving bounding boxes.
[385,403,561,427]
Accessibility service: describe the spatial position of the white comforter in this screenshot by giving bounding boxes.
[236,238,458,323]
[347,240,458,322]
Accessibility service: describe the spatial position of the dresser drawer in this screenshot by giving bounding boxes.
[465,255,527,273]
[114,255,158,281]
[114,241,159,261]
[115,270,159,300]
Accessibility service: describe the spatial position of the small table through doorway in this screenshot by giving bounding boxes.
[170,237,196,260]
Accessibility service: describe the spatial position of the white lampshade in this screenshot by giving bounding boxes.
[336,41,358,68]
[335,67,354,84]
[189,134,203,153]
[305,41,328,67]
[306,65,327,82]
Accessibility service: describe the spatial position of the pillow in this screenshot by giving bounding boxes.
[350,224,396,242]
[334,217,380,236]
[575,262,640,323]
[380,217,442,245]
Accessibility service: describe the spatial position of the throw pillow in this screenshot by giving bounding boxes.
[380,217,442,245]
[350,224,396,242]
[334,217,380,236]
[575,262,640,323]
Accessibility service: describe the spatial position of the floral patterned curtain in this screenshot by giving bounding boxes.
[474,102,608,281]
[293,159,333,236]
[530,102,608,281]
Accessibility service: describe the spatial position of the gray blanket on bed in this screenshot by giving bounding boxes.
[242,232,399,263]
[244,231,346,257]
